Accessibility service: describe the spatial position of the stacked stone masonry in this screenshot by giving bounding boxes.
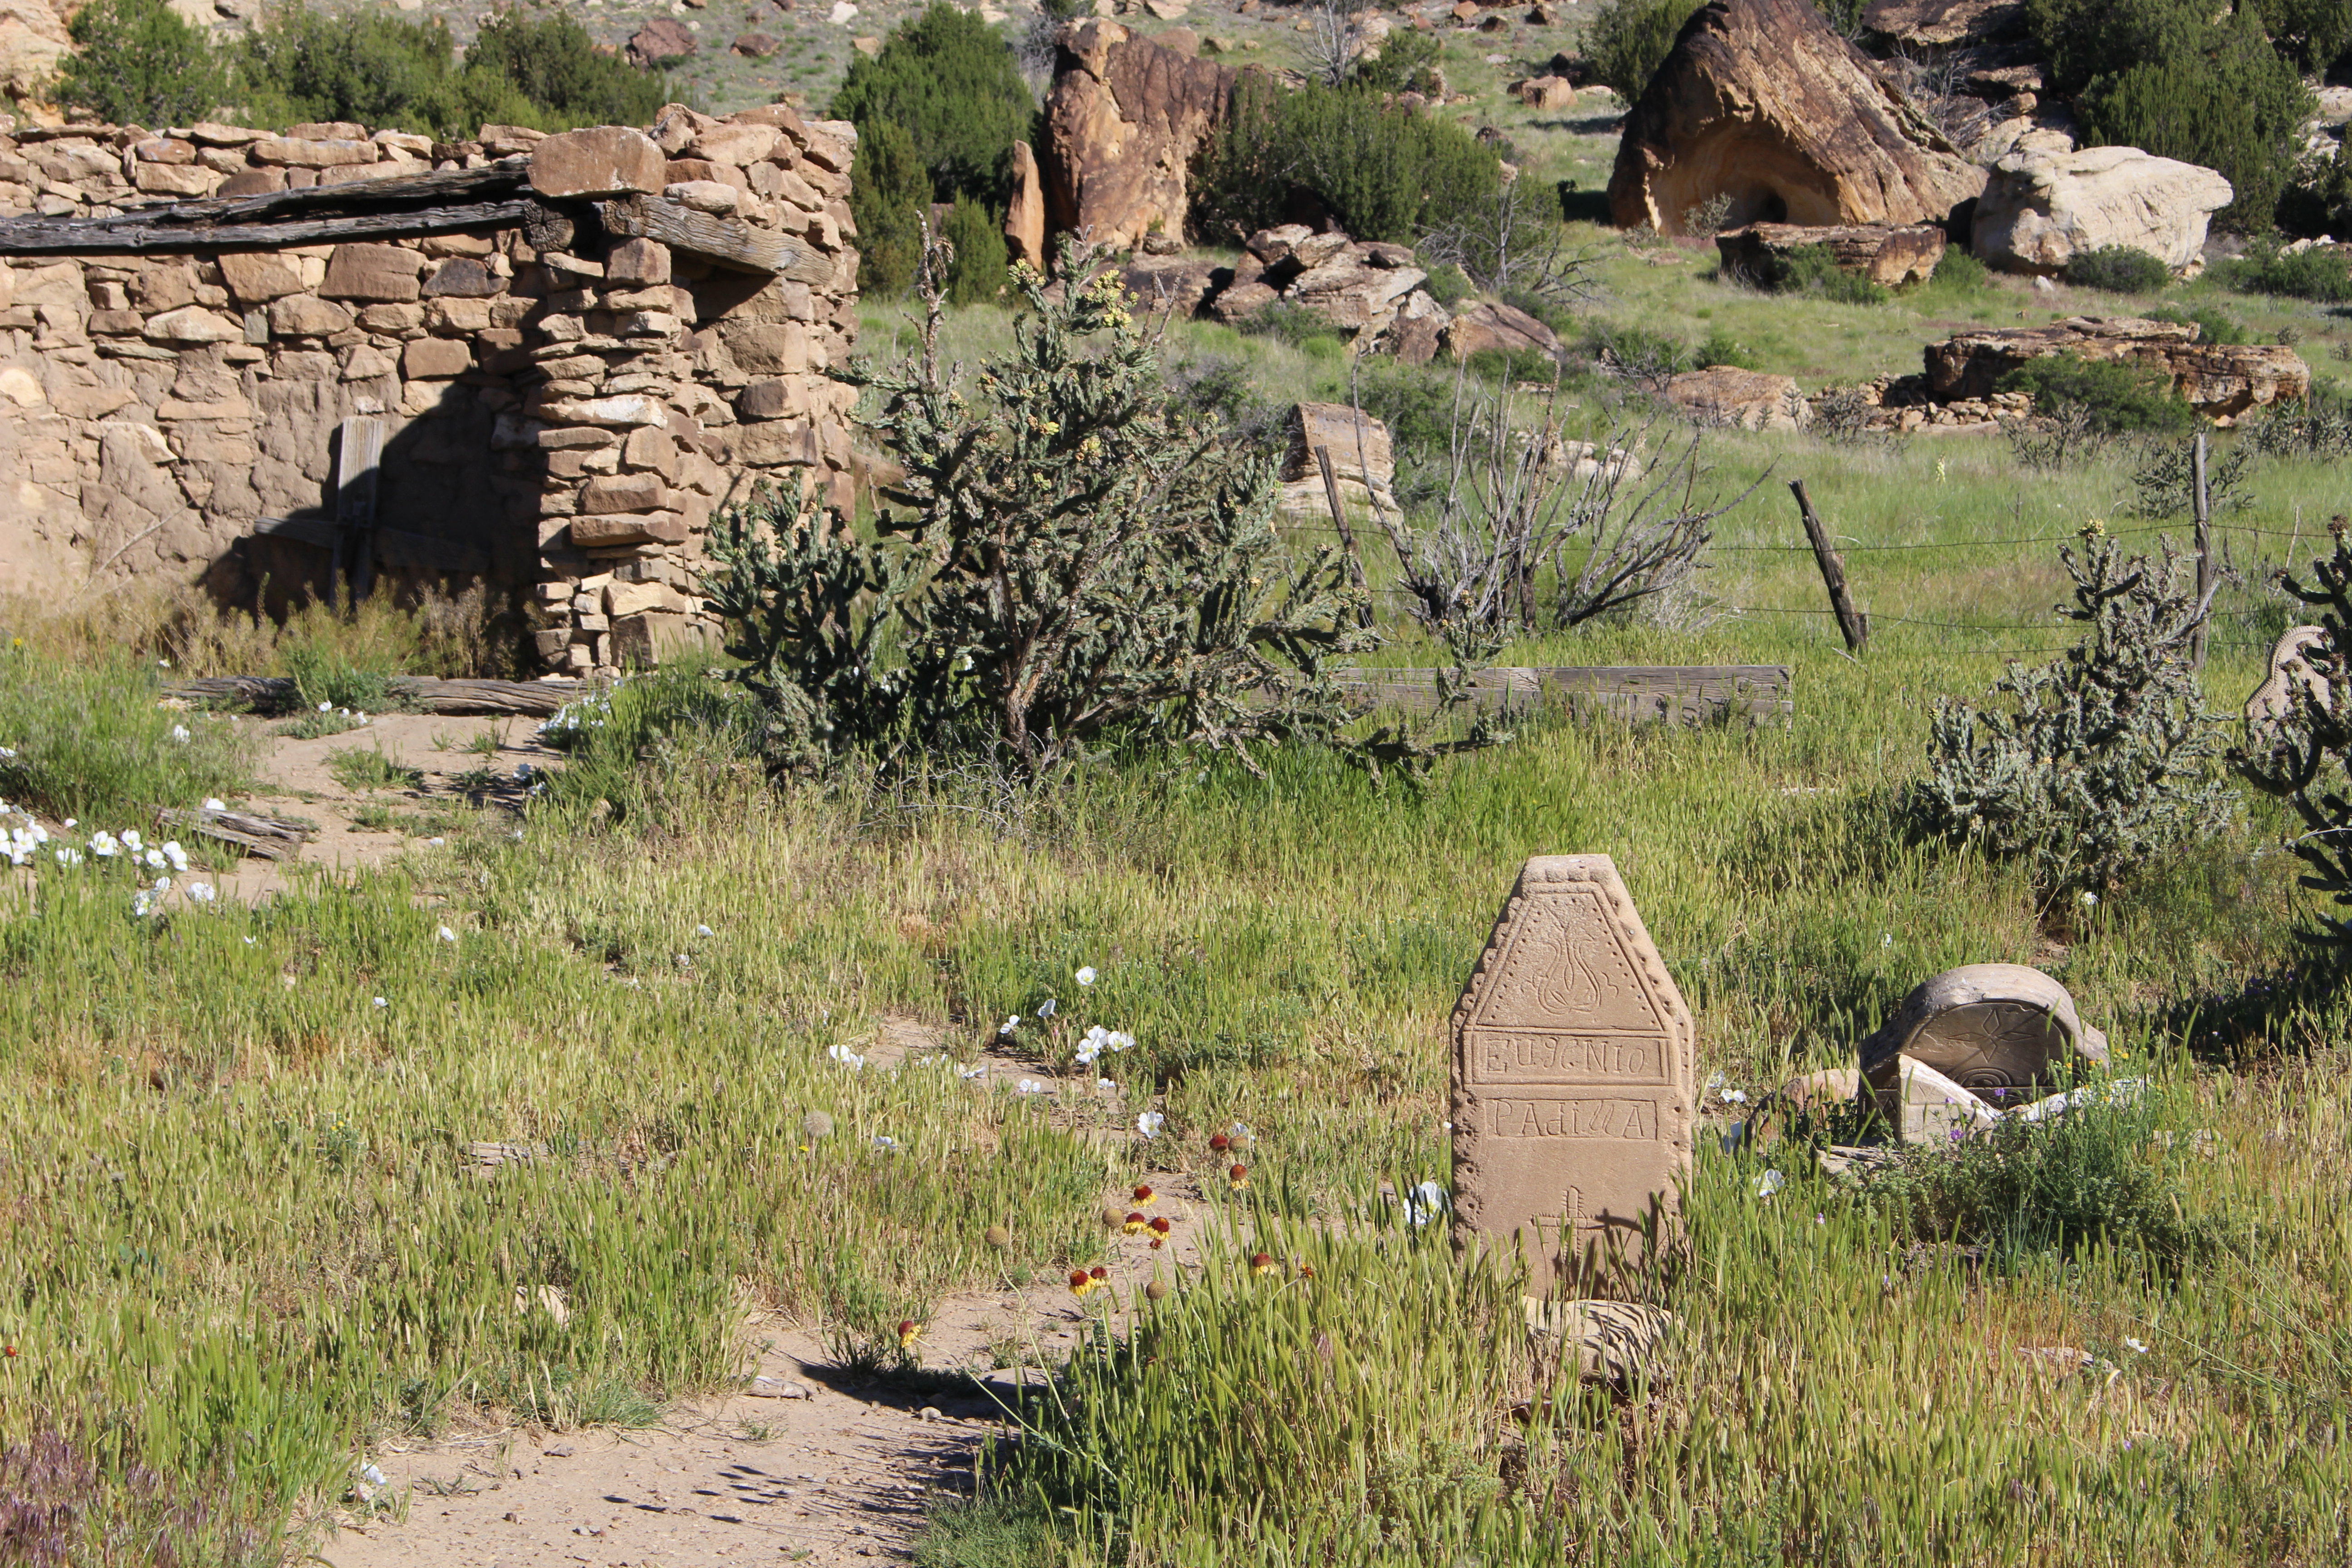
[0,105,862,676]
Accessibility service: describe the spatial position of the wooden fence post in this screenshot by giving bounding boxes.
[1789,479,1867,655]
[2191,431,2213,670]
[1314,445,1375,627]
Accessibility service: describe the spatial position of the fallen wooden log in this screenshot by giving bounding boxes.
[155,805,315,862]
[1335,665,1793,726]
[166,676,589,716]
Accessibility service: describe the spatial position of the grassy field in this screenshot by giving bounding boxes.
[10,38,2352,1553]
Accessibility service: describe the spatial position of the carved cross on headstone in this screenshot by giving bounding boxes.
[1450,856,1695,1295]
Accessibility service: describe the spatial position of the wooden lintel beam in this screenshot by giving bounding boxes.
[598,194,830,281]
[0,197,534,255]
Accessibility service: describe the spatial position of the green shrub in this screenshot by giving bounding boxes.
[2220,239,2352,303]
[535,670,757,824]
[1352,27,1443,95]
[702,241,1372,779]
[1696,328,1760,368]
[849,117,929,298]
[1998,352,2197,435]
[1913,524,2229,895]
[828,1,1035,206]
[1859,1093,2211,1270]
[2245,0,2352,72]
[55,0,222,128]
[2081,18,2312,231]
[232,6,665,138]
[1463,345,1562,383]
[2148,303,2250,344]
[1419,260,1474,309]
[2064,245,2171,293]
[1237,300,1349,352]
[941,192,1009,305]
[2281,143,2352,238]
[1750,243,1891,304]
[1584,0,1699,98]
[1191,74,1502,245]
[1930,249,1990,290]
[0,649,255,825]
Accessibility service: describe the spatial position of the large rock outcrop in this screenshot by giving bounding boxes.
[1607,0,1986,235]
[1972,147,2232,276]
[1716,221,1947,286]
[1044,20,1236,252]
[1925,317,2310,418]
[1861,0,2026,46]
[0,0,69,106]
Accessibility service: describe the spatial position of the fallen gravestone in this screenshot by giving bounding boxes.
[1451,855,1695,1294]
[1857,963,2108,1132]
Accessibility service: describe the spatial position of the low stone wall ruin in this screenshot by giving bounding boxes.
[0,105,862,676]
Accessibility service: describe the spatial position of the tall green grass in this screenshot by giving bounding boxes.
[0,648,254,823]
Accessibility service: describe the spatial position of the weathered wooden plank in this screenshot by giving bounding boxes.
[597,194,830,281]
[166,676,588,716]
[155,805,315,862]
[0,196,534,255]
[1336,665,1793,726]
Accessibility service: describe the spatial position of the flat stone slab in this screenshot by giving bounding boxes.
[1451,855,1695,1295]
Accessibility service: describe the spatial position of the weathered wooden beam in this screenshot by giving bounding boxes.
[597,194,830,281]
[1335,665,1794,727]
[0,197,534,255]
[166,676,588,716]
[155,805,314,862]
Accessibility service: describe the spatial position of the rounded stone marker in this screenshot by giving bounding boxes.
[1858,962,2108,1106]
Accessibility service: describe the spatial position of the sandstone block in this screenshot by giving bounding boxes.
[132,161,215,197]
[401,338,473,378]
[570,511,687,547]
[688,122,781,167]
[580,473,673,514]
[719,320,808,373]
[623,425,680,475]
[251,137,378,168]
[606,579,686,617]
[1006,139,1048,270]
[320,243,426,302]
[421,258,503,298]
[666,179,739,215]
[142,306,242,345]
[529,126,667,198]
[218,251,304,304]
[1924,316,2308,418]
[268,293,353,336]
[606,238,673,286]
[1451,855,1695,1294]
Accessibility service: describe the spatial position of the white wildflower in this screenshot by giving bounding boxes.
[122,829,142,852]
[957,1064,987,1080]
[169,725,190,744]
[1754,1169,1784,1199]
[695,924,714,937]
[1402,1180,1449,1226]
[998,1014,1020,1036]
[203,798,226,812]
[827,1044,866,1072]
[1015,1079,1049,1094]
[1076,965,1098,986]
[372,996,387,1009]
[162,841,188,872]
[1137,1111,1166,1139]
[2082,891,2099,907]
[52,847,81,867]
[2125,1337,2148,1354]
[436,926,457,943]
[1098,1077,1116,1091]
[1721,1088,1748,1105]
[1038,997,1057,1019]
[186,883,216,904]
[90,831,118,857]
[1108,1031,1134,1052]
[873,1134,899,1151]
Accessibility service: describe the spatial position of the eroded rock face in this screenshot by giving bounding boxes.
[1607,0,1985,235]
[1859,964,2108,1111]
[1715,221,1947,288]
[1665,367,1811,430]
[1044,20,1237,251]
[0,0,70,104]
[1973,146,2231,276]
[627,17,697,66]
[1925,317,2310,418]
[1005,141,1049,271]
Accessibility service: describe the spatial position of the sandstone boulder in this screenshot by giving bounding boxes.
[1664,366,1811,430]
[627,17,698,66]
[1607,0,1985,235]
[1924,316,2309,418]
[2247,626,2331,731]
[1279,401,1395,517]
[1972,146,2231,277]
[1285,257,1426,334]
[1044,20,1237,251]
[1509,74,1575,110]
[1120,254,1223,317]
[1716,221,1947,288]
[1860,0,2026,45]
[1439,300,1562,362]
[1006,140,1049,270]
[0,0,71,103]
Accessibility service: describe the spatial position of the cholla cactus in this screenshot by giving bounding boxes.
[704,231,1374,778]
[1913,523,2231,895]
[2235,519,2352,958]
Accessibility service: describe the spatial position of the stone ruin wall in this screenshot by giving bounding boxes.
[0,105,862,676]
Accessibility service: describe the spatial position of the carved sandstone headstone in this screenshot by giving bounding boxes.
[1858,963,2108,1112]
[1451,856,1694,1295]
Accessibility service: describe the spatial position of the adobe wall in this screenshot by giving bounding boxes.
[0,105,861,675]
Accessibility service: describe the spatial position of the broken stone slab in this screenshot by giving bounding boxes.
[1277,401,1396,517]
[1437,299,1562,362]
[1972,146,2230,278]
[1523,1297,1680,1383]
[1451,855,1695,1296]
[2246,625,2331,730]
[1606,0,1985,235]
[1664,366,1811,430]
[1715,221,1947,289]
[1858,963,2109,1112]
[1878,1056,2004,1143]
[1922,316,2310,419]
